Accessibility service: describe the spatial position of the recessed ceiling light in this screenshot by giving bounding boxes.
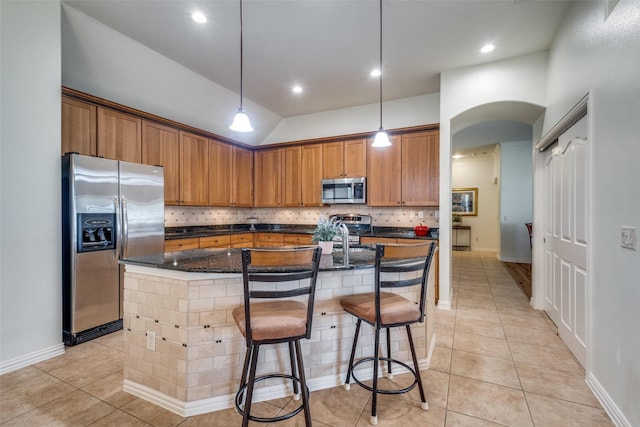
[192,11,207,23]
[480,44,495,53]
[292,86,303,94]
[370,68,381,77]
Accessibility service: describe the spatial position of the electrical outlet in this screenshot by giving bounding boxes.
[621,226,637,250]
[146,331,156,351]
[418,211,424,218]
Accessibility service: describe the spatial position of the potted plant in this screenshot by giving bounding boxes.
[312,216,342,254]
[452,213,463,225]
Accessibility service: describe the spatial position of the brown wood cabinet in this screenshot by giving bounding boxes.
[283,234,313,245]
[401,131,439,206]
[165,237,200,252]
[301,144,324,206]
[280,144,324,207]
[179,131,209,206]
[208,141,254,207]
[142,120,180,205]
[62,97,96,156]
[366,135,402,206]
[208,139,233,206]
[97,107,142,163]
[254,149,282,207]
[322,139,367,178]
[367,130,439,207]
[199,235,231,248]
[232,147,254,207]
[360,236,398,245]
[282,146,302,207]
[230,233,254,248]
[254,232,284,247]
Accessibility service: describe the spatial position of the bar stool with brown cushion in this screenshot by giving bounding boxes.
[232,246,321,427]
[340,242,436,426]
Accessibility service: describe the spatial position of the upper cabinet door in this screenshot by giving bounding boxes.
[254,149,282,207]
[97,107,142,163]
[343,139,367,177]
[142,120,180,205]
[322,139,367,178]
[401,130,440,206]
[179,131,209,206]
[61,97,96,156]
[232,146,254,207]
[282,146,302,207]
[322,142,345,178]
[208,139,233,206]
[301,143,324,206]
[366,135,402,206]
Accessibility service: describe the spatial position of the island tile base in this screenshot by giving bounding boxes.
[122,264,436,416]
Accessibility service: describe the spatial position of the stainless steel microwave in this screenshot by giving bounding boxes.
[321,177,366,204]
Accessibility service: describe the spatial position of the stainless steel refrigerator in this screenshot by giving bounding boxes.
[62,153,164,345]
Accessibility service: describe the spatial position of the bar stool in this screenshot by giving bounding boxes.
[233,246,322,427]
[340,242,436,425]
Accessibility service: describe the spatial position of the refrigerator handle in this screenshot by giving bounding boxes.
[121,196,129,257]
[114,196,121,262]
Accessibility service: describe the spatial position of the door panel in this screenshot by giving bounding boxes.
[543,115,588,367]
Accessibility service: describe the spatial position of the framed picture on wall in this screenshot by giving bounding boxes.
[452,187,478,216]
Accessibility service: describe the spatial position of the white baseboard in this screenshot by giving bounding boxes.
[499,256,532,263]
[0,343,65,375]
[586,372,631,427]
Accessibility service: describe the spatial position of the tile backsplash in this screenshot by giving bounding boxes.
[165,206,439,228]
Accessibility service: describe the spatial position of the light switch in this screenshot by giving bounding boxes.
[621,226,637,250]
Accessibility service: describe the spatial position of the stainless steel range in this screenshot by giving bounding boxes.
[329,214,372,245]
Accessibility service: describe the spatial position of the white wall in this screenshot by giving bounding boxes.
[451,156,499,252]
[499,141,532,263]
[539,1,640,425]
[438,52,548,309]
[263,93,441,144]
[0,1,65,370]
[61,5,441,147]
[61,5,281,147]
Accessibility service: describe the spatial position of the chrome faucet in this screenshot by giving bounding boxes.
[339,223,350,265]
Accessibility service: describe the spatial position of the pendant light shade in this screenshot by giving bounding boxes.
[373,126,391,147]
[371,0,391,148]
[229,0,253,133]
[230,107,253,132]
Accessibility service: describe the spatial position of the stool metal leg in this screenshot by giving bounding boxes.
[241,344,260,427]
[344,319,362,390]
[294,340,312,427]
[289,341,301,400]
[385,328,393,379]
[406,325,428,411]
[236,346,252,412]
[370,325,380,426]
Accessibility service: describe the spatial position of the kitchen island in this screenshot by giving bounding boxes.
[120,246,437,417]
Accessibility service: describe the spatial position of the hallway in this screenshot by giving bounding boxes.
[0,251,612,426]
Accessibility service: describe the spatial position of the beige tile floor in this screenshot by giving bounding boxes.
[1,251,613,426]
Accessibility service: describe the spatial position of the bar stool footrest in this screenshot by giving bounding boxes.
[235,373,308,423]
[350,357,418,395]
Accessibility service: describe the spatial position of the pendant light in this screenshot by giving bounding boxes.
[229,0,253,132]
[371,0,391,147]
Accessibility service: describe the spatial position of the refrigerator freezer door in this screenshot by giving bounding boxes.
[118,161,165,316]
[64,154,120,341]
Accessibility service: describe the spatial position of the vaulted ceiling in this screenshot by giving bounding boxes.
[62,0,570,119]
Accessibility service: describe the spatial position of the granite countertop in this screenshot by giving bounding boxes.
[165,224,439,240]
[120,246,381,272]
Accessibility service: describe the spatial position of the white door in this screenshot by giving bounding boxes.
[543,116,588,367]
